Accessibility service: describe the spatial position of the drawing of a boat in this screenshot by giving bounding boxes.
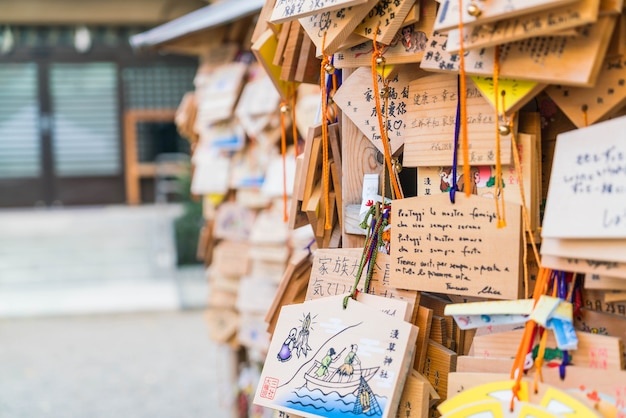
[303,362,380,395]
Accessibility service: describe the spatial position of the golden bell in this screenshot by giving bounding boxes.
[498,124,511,136]
[393,160,402,173]
[467,2,482,17]
[380,87,390,99]
[324,63,335,74]
[280,104,290,113]
[375,56,386,65]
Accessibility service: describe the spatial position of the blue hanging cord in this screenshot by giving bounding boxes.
[557,271,570,380]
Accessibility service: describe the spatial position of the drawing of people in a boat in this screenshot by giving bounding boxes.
[305,346,379,397]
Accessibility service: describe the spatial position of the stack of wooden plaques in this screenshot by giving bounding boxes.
[179,0,626,416]
[290,123,343,249]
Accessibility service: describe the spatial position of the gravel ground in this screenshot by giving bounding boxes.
[0,311,235,418]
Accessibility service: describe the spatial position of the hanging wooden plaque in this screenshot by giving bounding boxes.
[281,21,306,82]
[253,294,418,418]
[542,116,626,239]
[390,193,523,300]
[416,133,538,232]
[333,65,426,156]
[306,248,420,311]
[299,0,378,55]
[213,201,256,241]
[546,57,626,128]
[334,0,438,68]
[471,328,624,370]
[541,238,626,263]
[194,62,248,125]
[353,0,416,45]
[543,255,626,279]
[444,0,601,53]
[433,0,579,32]
[403,74,513,167]
[269,0,371,24]
[252,29,298,100]
[585,274,626,289]
[421,16,617,87]
[471,76,546,116]
[423,340,457,401]
[395,371,430,418]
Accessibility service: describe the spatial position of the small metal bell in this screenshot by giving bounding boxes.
[280,104,289,113]
[467,2,482,17]
[498,124,511,136]
[380,87,390,99]
[375,56,386,65]
[324,63,335,74]
[393,160,402,173]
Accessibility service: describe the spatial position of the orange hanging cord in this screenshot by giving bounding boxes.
[510,267,552,410]
[493,46,506,227]
[457,0,471,197]
[371,26,403,199]
[508,104,546,406]
[291,84,299,159]
[320,32,332,230]
[279,98,289,222]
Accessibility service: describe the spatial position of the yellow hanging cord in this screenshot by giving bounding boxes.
[320,32,332,230]
[371,26,403,199]
[533,328,549,393]
[458,0,471,197]
[533,280,559,393]
[582,104,589,127]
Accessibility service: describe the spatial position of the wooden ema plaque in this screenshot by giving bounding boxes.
[585,273,626,289]
[441,379,605,417]
[333,65,426,156]
[542,116,626,239]
[395,371,430,418]
[471,328,624,370]
[470,77,546,116]
[253,295,418,418]
[390,193,522,300]
[542,255,626,279]
[194,62,247,125]
[444,0,601,53]
[546,57,626,128]
[306,248,420,312]
[421,16,617,87]
[334,0,439,68]
[269,0,371,24]
[584,288,626,318]
[252,29,297,100]
[298,0,378,55]
[433,0,579,32]
[403,74,513,167]
[417,133,539,233]
[353,0,416,45]
[423,340,457,401]
[541,237,626,263]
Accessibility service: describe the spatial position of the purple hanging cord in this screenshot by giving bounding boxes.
[450,74,462,204]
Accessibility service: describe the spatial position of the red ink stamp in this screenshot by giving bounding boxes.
[260,377,279,400]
